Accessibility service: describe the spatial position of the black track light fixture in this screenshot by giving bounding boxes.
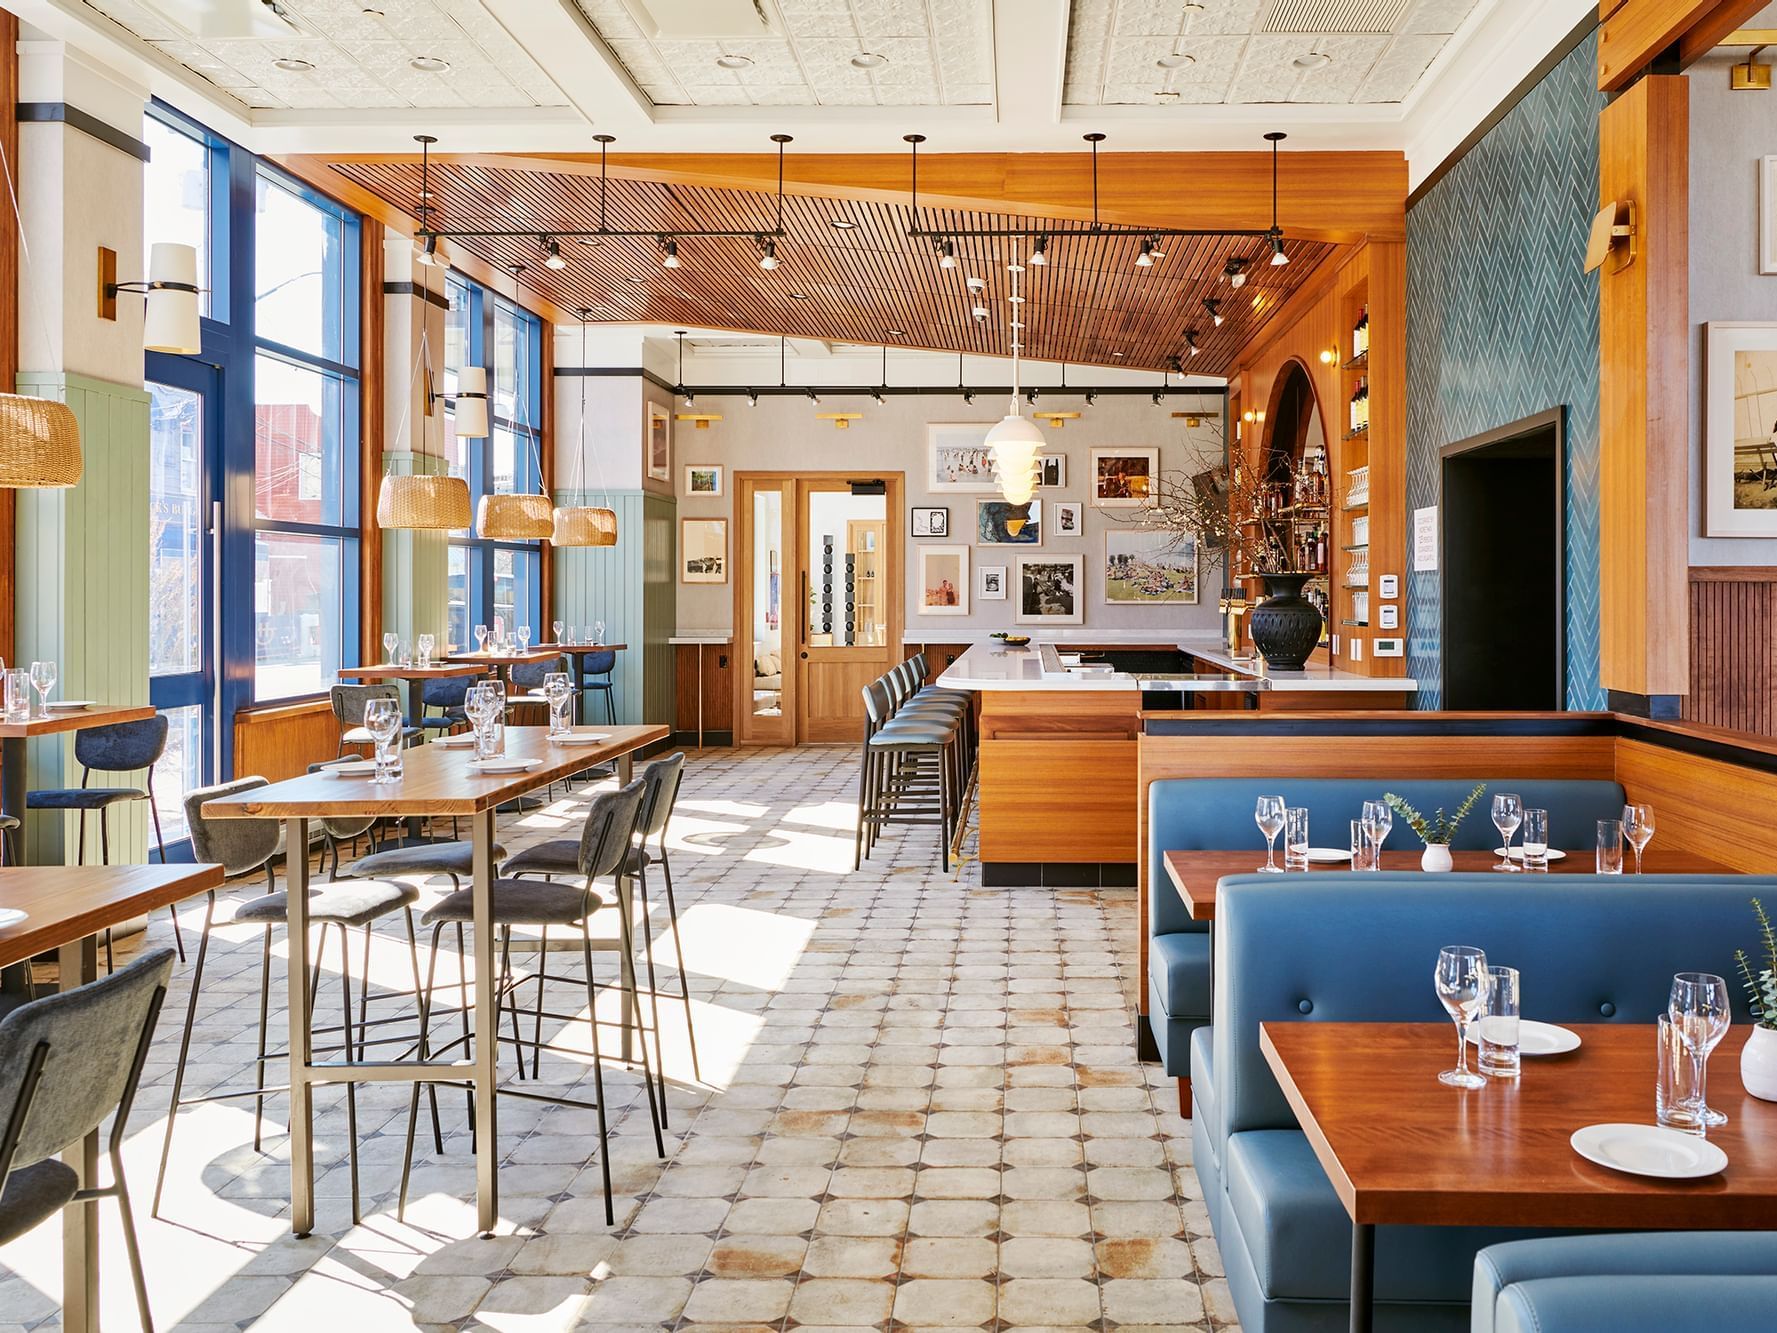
[1085,389,1098,405]
[1166,354,1184,376]
[661,237,681,269]
[937,237,957,269]
[542,236,566,270]
[1223,257,1249,289]
[1186,329,1201,357]
[746,389,759,407]
[1030,234,1049,266]
[1204,297,1223,327]
[1265,131,1290,267]
[757,236,778,270]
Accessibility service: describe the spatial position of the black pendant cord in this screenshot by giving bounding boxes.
[594,133,613,232]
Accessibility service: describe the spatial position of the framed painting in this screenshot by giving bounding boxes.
[680,517,728,583]
[979,564,1007,601]
[917,544,970,615]
[684,463,723,497]
[1090,448,1159,508]
[1763,156,1777,276]
[1039,454,1066,488]
[976,498,1042,545]
[647,402,672,483]
[912,506,949,538]
[928,422,999,492]
[1104,528,1198,604]
[1705,323,1777,536]
[1016,554,1083,625]
[1053,501,1083,537]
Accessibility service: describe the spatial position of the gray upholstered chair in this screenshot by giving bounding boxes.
[419,674,475,735]
[329,683,421,755]
[152,777,430,1226]
[0,947,174,1333]
[0,813,17,867]
[306,761,383,878]
[397,779,661,1227]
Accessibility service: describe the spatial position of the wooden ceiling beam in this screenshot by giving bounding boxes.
[1599,0,1771,90]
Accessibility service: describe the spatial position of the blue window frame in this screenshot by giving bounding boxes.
[444,272,542,649]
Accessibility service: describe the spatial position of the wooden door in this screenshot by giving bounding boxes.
[734,475,796,745]
[795,478,901,743]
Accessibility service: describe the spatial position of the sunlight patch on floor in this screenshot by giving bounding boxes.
[744,824,856,873]
[671,902,815,991]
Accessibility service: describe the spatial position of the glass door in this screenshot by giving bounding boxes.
[796,479,901,743]
[147,357,219,855]
[736,476,794,745]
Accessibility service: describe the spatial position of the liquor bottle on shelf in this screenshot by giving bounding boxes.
[1353,305,1369,360]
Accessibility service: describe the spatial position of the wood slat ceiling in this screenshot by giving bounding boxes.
[327,158,1336,374]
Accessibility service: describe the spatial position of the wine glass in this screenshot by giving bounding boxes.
[29,660,56,718]
[551,619,564,646]
[1623,803,1655,874]
[1254,795,1286,873]
[1435,945,1489,1089]
[364,698,402,783]
[417,632,435,669]
[473,623,489,654]
[1669,972,1732,1127]
[593,620,606,646]
[464,682,499,759]
[1361,799,1392,867]
[517,626,532,653]
[1491,792,1523,871]
[543,671,573,736]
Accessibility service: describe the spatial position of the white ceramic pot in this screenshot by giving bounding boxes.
[1421,843,1454,873]
[1742,1024,1777,1103]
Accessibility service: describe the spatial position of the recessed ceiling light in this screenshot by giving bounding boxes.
[409,55,450,73]
[829,217,858,230]
[1110,351,1125,359]
[1156,53,1194,69]
[274,57,315,72]
[788,292,810,300]
[716,54,753,70]
[850,52,888,70]
[1293,51,1332,71]
[887,328,906,336]
[1155,90,1181,102]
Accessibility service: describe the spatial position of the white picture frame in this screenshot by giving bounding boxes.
[979,564,1007,601]
[1090,448,1159,508]
[927,422,1000,492]
[684,463,723,497]
[1104,528,1199,604]
[647,402,672,483]
[679,517,728,583]
[1053,501,1083,537]
[976,498,1043,545]
[911,506,949,538]
[1016,554,1083,625]
[1038,454,1066,488]
[1762,156,1777,276]
[1705,322,1777,536]
[917,544,970,615]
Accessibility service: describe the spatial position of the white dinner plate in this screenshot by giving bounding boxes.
[553,732,612,745]
[433,734,478,748]
[1495,846,1567,861]
[1570,1123,1727,1179]
[0,909,27,930]
[467,757,543,775]
[325,760,378,777]
[1305,847,1353,864]
[1467,1019,1582,1056]
[45,700,95,711]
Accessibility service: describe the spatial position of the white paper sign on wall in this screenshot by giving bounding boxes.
[1413,506,1438,573]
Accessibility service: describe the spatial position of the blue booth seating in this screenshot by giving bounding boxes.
[1472,1232,1777,1332]
[1146,777,1630,1081]
[1197,873,1771,1333]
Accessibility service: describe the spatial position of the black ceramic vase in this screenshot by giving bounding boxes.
[1248,573,1323,671]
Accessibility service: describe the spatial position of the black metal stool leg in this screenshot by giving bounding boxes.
[581,923,615,1226]
[153,889,216,1218]
[253,925,273,1152]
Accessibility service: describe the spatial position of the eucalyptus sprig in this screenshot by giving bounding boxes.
[1382,784,1487,847]
[1733,896,1777,1031]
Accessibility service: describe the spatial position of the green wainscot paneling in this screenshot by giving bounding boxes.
[379,450,452,650]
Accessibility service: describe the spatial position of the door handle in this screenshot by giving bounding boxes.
[800,651,809,660]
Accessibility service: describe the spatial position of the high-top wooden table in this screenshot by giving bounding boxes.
[0,704,157,865]
[534,644,627,726]
[202,723,666,1238]
[336,662,489,731]
[0,863,224,1333]
[1260,1022,1777,1333]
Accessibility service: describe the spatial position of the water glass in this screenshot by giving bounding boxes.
[1434,945,1488,1089]
[1284,807,1309,870]
[383,631,399,664]
[29,660,56,719]
[1596,819,1624,875]
[397,639,413,669]
[562,624,576,646]
[1492,792,1523,871]
[1478,965,1521,1078]
[3,668,30,723]
[1670,972,1731,1128]
[1350,818,1375,871]
[593,620,606,645]
[1520,808,1550,871]
[1361,798,1392,866]
[417,633,435,669]
[1623,803,1655,873]
[1255,795,1286,872]
[1656,1014,1705,1130]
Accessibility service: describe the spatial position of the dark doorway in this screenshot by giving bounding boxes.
[1440,408,1565,710]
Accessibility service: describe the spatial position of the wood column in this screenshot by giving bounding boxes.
[1598,75,1689,704]
[359,218,384,666]
[0,10,18,670]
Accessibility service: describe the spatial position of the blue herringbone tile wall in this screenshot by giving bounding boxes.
[1405,31,1605,710]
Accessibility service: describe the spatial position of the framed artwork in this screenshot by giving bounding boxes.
[979,564,1007,601]
[680,517,728,583]
[911,506,949,538]
[684,464,723,497]
[1104,528,1199,604]
[976,498,1043,545]
[1039,454,1067,488]
[1705,323,1777,536]
[647,402,672,483]
[1763,156,1777,276]
[1053,501,1083,537]
[1090,448,1159,508]
[1016,554,1083,625]
[927,422,999,491]
[917,544,970,615]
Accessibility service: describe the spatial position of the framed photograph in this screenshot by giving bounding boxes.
[1090,448,1159,508]
[917,544,970,615]
[647,402,672,483]
[928,422,999,492]
[1104,528,1199,604]
[684,464,723,497]
[976,498,1043,545]
[1053,501,1083,537]
[911,506,949,538]
[1016,554,1083,625]
[1039,454,1067,488]
[1762,156,1777,275]
[1706,323,1777,536]
[979,564,1007,600]
[680,517,728,583]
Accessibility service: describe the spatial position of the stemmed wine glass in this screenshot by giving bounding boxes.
[465,682,500,759]
[552,619,564,646]
[29,660,56,719]
[593,620,606,646]
[416,632,435,669]
[517,625,532,653]
[364,698,402,784]
[382,631,399,665]
[543,671,573,736]
[1361,799,1392,868]
[1255,795,1286,873]
[1623,804,1655,874]
[1491,792,1523,871]
[1435,945,1489,1089]
[473,623,489,654]
[1669,972,1732,1127]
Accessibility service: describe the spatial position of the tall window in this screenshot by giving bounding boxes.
[444,273,542,650]
[251,170,361,700]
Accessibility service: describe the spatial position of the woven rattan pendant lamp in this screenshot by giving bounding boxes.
[551,311,618,547]
[0,138,80,488]
[476,264,554,540]
[377,228,469,531]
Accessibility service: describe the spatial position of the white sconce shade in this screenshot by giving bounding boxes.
[454,366,490,438]
[143,243,201,354]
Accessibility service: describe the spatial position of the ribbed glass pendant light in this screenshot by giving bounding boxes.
[552,311,618,547]
[987,261,1042,507]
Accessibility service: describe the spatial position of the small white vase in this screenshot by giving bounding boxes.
[1421,843,1453,873]
[1742,1024,1777,1103]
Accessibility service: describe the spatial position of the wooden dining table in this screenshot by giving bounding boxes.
[201,722,667,1239]
[335,662,489,731]
[0,704,157,865]
[0,862,224,1333]
[1260,1021,1777,1333]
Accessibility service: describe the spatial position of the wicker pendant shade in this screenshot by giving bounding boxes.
[0,393,82,488]
[477,491,554,539]
[377,473,470,530]
[552,505,618,547]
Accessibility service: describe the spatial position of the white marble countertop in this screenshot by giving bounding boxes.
[668,632,734,645]
[937,637,1417,694]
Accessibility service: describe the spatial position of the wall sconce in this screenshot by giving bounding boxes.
[676,413,724,430]
[1318,345,1338,365]
[1172,412,1205,427]
[427,366,489,437]
[816,413,862,429]
[1584,200,1637,274]
[1727,31,1774,88]
[99,243,201,353]
[1033,411,1080,428]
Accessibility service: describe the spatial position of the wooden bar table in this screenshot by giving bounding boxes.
[336,662,489,731]
[534,644,627,727]
[202,723,666,1239]
[1260,1022,1777,1333]
[0,704,157,864]
[0,863,224,1333]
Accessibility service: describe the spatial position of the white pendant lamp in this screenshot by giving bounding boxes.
[142,242,202,354]
[453,365,490,438]
[987,262,1042,506]
[552,310,619,548]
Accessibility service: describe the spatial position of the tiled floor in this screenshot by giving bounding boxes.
[0,745,1230,1331]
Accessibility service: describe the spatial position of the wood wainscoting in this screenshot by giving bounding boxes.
[1686,567,1777,737]
[234,700,342,784]
[978,690,1144,865]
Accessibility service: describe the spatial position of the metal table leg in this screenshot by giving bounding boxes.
[572,654,588,728]
[2,737,30,993]
[695,643,705,750]
[59,935,97,1333]
[472,808,499,1235]
[1349,1222,1374,1333]
[287,818,316,1236]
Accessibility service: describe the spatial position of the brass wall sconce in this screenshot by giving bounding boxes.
[676,413,723,430]
[1584,200,1637,274]
[1723,30,1775,88]
[816,413,862,429]
[1033,411,1081,428]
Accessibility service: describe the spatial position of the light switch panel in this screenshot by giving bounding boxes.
[1373,638,1404,657]
[1378,605,1399,630]
[1378,574,1399,599]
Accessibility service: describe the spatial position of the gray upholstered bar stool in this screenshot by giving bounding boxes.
[886,660,972,807]
[152,777,428,1226]
[854,678,960,872]
[0,948,174,1333]
[0,814,16,865]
